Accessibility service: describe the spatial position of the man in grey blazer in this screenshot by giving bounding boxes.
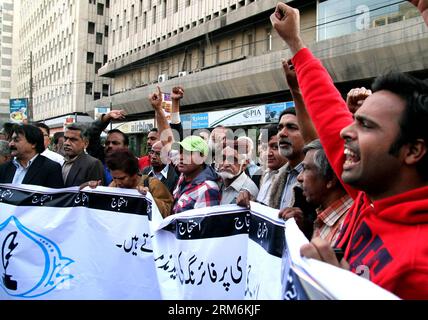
[62,123,104,187]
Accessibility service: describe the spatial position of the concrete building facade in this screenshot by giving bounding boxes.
[14,0,112,124]
[93,0,427,123]
[0,0,14,124]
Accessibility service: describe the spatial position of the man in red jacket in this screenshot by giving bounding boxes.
[270,3,428,299]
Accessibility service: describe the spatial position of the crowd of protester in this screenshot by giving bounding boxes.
[0,0,427,300]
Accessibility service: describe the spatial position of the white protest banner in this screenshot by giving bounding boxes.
[282,219,400,300]
[153,204,249,300]
[245,202,285,300]
[152,202,286,300]
[0,184,400,300]
[0,184,163,300]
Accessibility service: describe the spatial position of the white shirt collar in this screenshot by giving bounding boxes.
[12,153,39,169]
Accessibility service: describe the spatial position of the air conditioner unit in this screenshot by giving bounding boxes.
[158,74,168,83]
[178,71,187,77]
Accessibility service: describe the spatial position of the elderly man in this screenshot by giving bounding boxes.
[218,141,258,205]
[279,140,353,245]
[142,140,179,194]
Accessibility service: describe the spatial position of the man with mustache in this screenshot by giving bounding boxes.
[285,139,353,245]
[271,2,428,298]
[142,140,179,195]
[218,142,258,205]
[62,123,104,187]
[270,107,305,209]
[268,107,317,239]
[256,124,287,205]
[0,124,64,188]
[103,129,130,185]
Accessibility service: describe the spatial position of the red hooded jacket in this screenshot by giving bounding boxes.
[292,48,428,299]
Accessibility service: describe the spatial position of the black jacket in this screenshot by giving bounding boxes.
[0,155,64,188]
[142,164,179,195]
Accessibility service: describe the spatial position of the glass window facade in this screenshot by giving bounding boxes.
[317,0,419,41]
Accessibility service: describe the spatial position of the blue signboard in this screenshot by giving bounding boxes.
[9,98,28,123]
[191,113,209,129]
[180,113,209,129]
[181,102,293,130]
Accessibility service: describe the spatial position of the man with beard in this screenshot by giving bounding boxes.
[85,109,126,163]
[269,107,317,239]
[0,124,63,188]
[269,107,305,209]
[218,142,258,205]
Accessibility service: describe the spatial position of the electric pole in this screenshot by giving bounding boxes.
[28,51,33,122]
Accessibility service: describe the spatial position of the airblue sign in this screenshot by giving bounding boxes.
[180,113,209,129]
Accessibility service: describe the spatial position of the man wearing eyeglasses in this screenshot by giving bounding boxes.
[34,122,64,166]
[141,140,178,194]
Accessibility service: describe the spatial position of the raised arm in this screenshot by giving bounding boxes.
[271,3,358,199]
[86,109,126,161]
[170,86,184,141]
[149,86,173,146]
[346,87,372,114]
[282,58,318,144]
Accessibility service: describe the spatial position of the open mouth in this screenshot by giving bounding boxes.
[343,147,360,170]
[279,142,291,148]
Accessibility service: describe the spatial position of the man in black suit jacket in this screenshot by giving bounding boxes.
[0,124,64,188]
[62,123,104,187]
